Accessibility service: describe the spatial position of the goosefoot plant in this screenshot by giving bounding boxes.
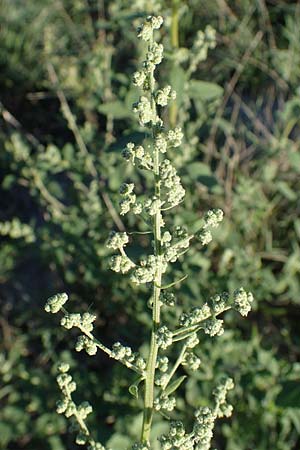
[44,16,254,450]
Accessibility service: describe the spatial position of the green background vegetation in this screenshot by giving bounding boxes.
[0,0,300,449]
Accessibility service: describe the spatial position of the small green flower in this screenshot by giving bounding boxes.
[45,292,68,314]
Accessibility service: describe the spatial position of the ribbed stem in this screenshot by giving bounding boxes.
[141,36,163,444]
[170,0,179,127]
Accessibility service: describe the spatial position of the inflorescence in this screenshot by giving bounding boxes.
[45,15,254,450]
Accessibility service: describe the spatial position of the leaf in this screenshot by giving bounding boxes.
[184,162,218,188]
[277,181,297,201]
[288,151,300,173]
[276,380,300,408]
[0,422,12,446]
[164,375,187,397]
[170,66,187,107]
[188,80,223,102]
[2,175,15,189]
[129,376,144,399]
[106,433,132,450]
[98,101,133,119]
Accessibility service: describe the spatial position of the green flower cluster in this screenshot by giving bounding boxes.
[76,335,98,356]
[179,288,253,331]
[159,159,185,208]
[55,363,105,449]
[45,292,68,314]
[106,231,129,250]
[110,254,135,274]
[183,352,201,371]
[137,15,163,42]
[61,312,96,332]
[196,208,223,246]
[111,342,146,371]
[132,443,150,450]
[119,183,136,215]
[158,376,233,450]
[159,421,192,450]
[122,143,153,169]
[156,326,173,349]
[189,25,217,74]
[154,394,176,412]
[0,218,35,242]
[233,287,254,317]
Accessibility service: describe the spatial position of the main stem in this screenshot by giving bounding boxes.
[169,0,179,127]
[141,39,162,444]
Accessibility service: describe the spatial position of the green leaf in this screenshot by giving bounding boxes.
[188,80,223,102]
[276,380,300,408]
[164,375,187,397]
[129,376,144,399]
[170,66,187,107]
[288,151,300,173]
[98,101,133,119]
[106,433,132,450]
[277,181,297,201]
[184,162,218,188]
[2,175,15,189]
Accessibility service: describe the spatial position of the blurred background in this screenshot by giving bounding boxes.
[1,0,300,449]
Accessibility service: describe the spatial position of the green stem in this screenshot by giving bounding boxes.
[169,0,179,127]
[162,343,187,391]
[141,38,163,444]
[171,1,179,48]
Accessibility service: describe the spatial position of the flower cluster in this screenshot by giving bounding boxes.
[132,443,150,450]
[119,183,136,215]
[159,421,192,450]
[0,218,35,242]
[45,292,68,314]
[190,25,217,74]
[130,255,166,284]
[193,406,215,449]
[162,226,191,263]
[160,291,176,307]
[155,86,176,106]
[145,41,164,71]
[133,96,157,125]
[76,335,98,356]
[55,363,105,449]
[233,287,254,317]
[61,312,96,332]
[167,128,184,147]
[137,15,163,42]
[183,351,201,371]
[179,288,253,336]
[106,231,129,250]
[111,342,146,371]
[156,355,169,372]
[203,317,224,337]
[160,159,185,207]
[154,394,176,412]
[110,254,135,274]
[196,208,223,245]
[158,375,233,450]
[154,127,183,154]
[155,326,173,349]
[213,377,234,418]
[209,292,229,314]
[179,303,211,327]
[122,142,153,169]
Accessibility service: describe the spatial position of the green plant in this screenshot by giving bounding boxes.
[44,16,254,449]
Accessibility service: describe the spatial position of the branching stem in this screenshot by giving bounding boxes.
[141,35,163,444]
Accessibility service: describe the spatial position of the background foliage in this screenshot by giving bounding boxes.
[1,1,300,449]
